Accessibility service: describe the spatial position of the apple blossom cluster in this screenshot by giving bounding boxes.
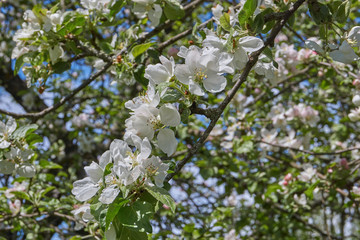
[4,182,28,216]
[72,135,169,204]
[268,103,320,128]
[278,165,318,208]
[0,118,36,178]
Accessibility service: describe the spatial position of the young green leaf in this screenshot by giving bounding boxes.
[145,185,176,213]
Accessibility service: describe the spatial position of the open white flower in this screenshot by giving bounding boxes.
[0,118,16,149]
[142,156,169,187]
[125,84,160,111]
[298,165,316,182]
[144,56,175,85]
[203,32,264,73]
[49,45,65,64]
[72,151,111,201]
[174,46,227,96]
[132,0,162,27]
[125,103,180,156]
[81,0,111,11]
[294,193,307,206]
[347,26,360,47]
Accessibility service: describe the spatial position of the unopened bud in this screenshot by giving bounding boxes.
[284,173,292,181]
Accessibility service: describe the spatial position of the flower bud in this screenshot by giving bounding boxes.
[284,173,292,181]
[340,158,349,170]
[353,79,360,87]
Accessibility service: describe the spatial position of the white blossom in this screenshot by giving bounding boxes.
[144,56,175,85]
[0,117,16,149]
[294,193,307,206]
[132,0,162,27]
[347,26,360,47]
[174,45,227,96]
[72,151,111,201]
[298,165,316,182]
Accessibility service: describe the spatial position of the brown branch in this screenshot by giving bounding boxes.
[259,140,360,156]
[273,203,342,239]
[165,0,307,182]
[0,62,113,119]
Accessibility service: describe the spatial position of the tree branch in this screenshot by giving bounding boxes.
[259,140,360,156]
[0,62,113,119]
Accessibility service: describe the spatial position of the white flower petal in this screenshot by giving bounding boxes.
[16,163,36,178]
[238,36,264,52]
[0,160,15,174]
[99,185,120,204]
[203,74,227,93]
[99,150,111,169]
[159,104,181,127]
[157,128,178,156]
[84,162,103,183]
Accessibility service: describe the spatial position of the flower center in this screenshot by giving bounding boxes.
[195,69,207,83]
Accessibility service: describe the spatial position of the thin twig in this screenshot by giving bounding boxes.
[0,62,112,119]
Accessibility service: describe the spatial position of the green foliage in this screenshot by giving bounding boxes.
[12,124,38,140]
[145,185,176,213]
[164,0,185,20]
[116,201,154,233]
[238,0,257,26]
[131,42,155,59]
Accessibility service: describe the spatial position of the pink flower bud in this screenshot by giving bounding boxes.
[283,180,288,186]
[284,173,292,181]
[167,47,179,58]
[254,88,261,94]
[327,168,333,173]
[340,158,349,170]
[353,79,360,87]
[163,204,170,210]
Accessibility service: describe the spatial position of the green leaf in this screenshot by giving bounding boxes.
[236,140,254,154]
[57,13,86,36]
[334,0,351,23]
[116,201,153,233]
[220,13,231,32]
[105,198,129,230]
[109,0,125,18]
[164,0,185,20]
[112,220,148,240]
[39,186,55,197]
[52,61,71,74]
[308,2,332,25]
[12,124,38,140]
[304,180,320,200]
[39,160,63,170]
[131,42,155,59]
[144,185,176,213]
[252,13,264,33]
[91,202,107,230]
[14,54,26,75]
[238,0,257,26]
[161,89,182,103]
[99,42,113,54]
[26,133,43,146]
[12,191,31,201]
